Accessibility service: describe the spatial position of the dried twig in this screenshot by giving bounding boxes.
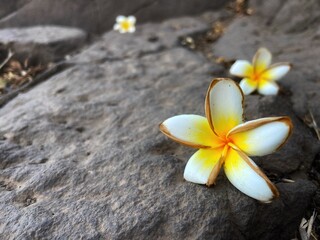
[307,211,317,239]
[0,49,13,70]
[281,178,295,183]
[304,108,320,141]
[299,210,317,240]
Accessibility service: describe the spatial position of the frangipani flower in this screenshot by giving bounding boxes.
[159,78,292,202]
[113,16,136,33]
[230,48,291,95]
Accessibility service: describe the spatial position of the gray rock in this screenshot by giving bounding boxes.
[250,0,320,33]
[0,8,318,240]
[0,0,230,34]
[0,25,87,62]
[72,17,209,64]
[0,0,30,19]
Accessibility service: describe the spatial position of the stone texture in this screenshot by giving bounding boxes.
[0,26,87,62]
[0,0,30,19]
[0,7,319,240]
[0,0,230,34]
[250,0,320,33]
[72,17,209,64]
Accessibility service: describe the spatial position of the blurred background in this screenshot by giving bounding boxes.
[0,0,229,33]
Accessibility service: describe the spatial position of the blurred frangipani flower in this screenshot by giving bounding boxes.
[230,48,291,95]
[159,78,292,202]
[113,15,136,33]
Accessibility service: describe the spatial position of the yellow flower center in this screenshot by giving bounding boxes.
[223,137,238,149]
[214,135,239,161]
[120,20,131,31]
[251,72,261,82]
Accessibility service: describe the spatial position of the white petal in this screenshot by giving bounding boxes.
[184,148,223,185]
[160,114,223,149]
[230,60,253,77]
[224,148,279,202]
[228,117,292,156]
[253,48,272,74]
[128,26,136,33]
[205,78,244,137]
[239,78,257,95]
[116,15,126,23]
[262,63,291,81]
[258,80,279,95]
[127,16,136,24]
[113,23,120,31]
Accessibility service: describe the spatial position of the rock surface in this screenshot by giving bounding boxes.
[0,25,87,62]
[0,4,319,240]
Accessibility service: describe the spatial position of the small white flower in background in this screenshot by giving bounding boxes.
[230,47,291,95]
[113,16,136,33]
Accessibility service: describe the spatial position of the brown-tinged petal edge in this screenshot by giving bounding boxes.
[206,157,223,186]
[263,62,292,74]
[234,149,280,200]
[227,116,293,151]
[159,123,212,149]
[205,78,245,136]
[206,146,228,186]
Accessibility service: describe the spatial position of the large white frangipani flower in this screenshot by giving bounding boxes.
[159,78,293,202]
[113,15,136,33]
[230,48,291,95]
